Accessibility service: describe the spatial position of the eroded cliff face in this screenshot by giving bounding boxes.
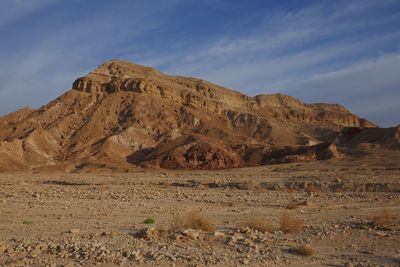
[0,60,381,172]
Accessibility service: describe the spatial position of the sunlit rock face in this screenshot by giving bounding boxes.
[0,60,384,172]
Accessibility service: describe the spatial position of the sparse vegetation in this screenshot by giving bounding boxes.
[305,184,318,194]
[286,188,297,193]
[234,180,259,190]
[143,218,155,224]
[244,180,258,190]
[280,212,303,233]
[372,209,397,228]
[295,244,314,256]
[2,166,400,266]
[159,180,172,187]
[244,217,275,233]
[285,201,300,209]
[172,212,215,232]
[286,200,308,209]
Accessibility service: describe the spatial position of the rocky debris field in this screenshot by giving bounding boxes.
[0,164,399,266]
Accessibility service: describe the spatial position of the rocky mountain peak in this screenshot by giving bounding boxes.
[0,60,390,172]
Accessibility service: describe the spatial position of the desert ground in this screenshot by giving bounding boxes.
[1,158,399,267]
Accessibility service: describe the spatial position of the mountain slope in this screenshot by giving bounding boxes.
[0,60,383,172]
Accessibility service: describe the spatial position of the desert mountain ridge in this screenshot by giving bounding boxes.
[0,59,398,172]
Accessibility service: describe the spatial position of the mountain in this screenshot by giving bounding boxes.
[1,59,395,172]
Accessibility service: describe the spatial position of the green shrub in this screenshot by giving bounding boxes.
[143,218,155,224]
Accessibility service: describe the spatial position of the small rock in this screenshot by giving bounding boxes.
[214,231,225,237]
[68,229,80,234]
[249,232,257,240]
[119,258,128,267]
[30,246,42,257]
[344,262,353,267]
[241,258,250,264]
[174,233,183,240]
[241,227,251,234]
[0,244,6,254]
[182,229,200,240]
[168,254,177,261]
[145,227,158,238]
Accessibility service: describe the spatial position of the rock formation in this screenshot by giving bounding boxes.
[0,59,393,172]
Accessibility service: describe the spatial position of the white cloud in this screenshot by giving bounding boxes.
[130,1,399,126]
[284,54,400,127]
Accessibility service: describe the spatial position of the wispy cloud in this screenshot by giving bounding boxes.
[0,0,399,126]
[135,0,399,84]
[0,0,57,28]
[285,54,400,126]
[131,1,400,126]
[0,0,174,113]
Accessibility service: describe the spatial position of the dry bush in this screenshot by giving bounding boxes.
[240,180,258,190]
[172,212,215,232]
[372,209,397,228]
[244,217,275,233]
[305,184,318,194]
[280,212,303,233]
[286,200,308,209]
[285,201,299,209]
[256,187,268,193]
[159,180,172,187]
[286,188,297,193]
[295,244,314,256]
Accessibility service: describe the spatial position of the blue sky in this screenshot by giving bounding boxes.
[0,0,399,126]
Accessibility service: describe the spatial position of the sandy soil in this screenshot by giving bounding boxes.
[0,162,399,266]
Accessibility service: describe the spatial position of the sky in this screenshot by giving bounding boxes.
[0,0,399,127]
